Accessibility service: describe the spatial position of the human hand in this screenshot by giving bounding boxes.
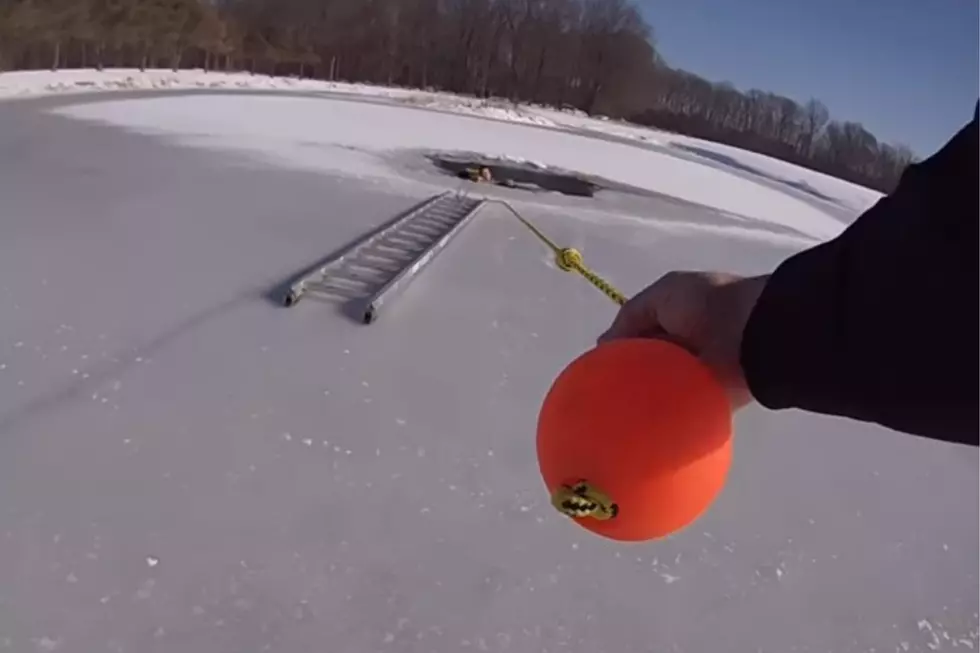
[598,271,769,410]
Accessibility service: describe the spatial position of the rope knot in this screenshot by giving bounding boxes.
[556,248,584,272]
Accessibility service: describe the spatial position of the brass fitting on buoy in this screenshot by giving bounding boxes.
[551,480,619,521]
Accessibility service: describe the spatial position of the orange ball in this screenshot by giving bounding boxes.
[536,338,733,542]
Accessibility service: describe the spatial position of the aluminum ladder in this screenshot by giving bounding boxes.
[283,191,484,323]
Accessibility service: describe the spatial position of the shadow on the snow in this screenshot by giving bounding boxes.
[0,291,256,438]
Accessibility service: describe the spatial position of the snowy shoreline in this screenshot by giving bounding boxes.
[1,68,883,214]
[0,68,559,127]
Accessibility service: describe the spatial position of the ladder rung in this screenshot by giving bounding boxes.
[351,258,401,273]
[425,204,461,214]
[372,241,413,253]
[338,270,386,286]
[409,222,453,234]
[420,213,457,222]
[426,210,462,220]
[359,250,409,266]
[429,201,471,211]
[387,229,428,240]
[372,246,421,259]
[305,281,362,297]
[424,213,462,224]
[402,220,443,232]
[321,275,371,289]
[346,261,392,276]
[407,219,446,231]
[400,227,442,240]
[383,237,428,250]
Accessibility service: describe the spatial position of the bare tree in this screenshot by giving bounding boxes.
[798,98,829,157]
[0,0,914,191]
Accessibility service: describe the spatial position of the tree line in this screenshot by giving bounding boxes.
[0,0,915,193]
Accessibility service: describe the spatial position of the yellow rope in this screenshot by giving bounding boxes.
[496,202,629,522]
[505,207,627,307]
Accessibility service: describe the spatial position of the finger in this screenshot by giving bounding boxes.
[598,291,661,344]
[642,326,698,355]
[597,272,684,345]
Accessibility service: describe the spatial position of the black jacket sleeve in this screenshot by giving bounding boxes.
[740,107,979,446]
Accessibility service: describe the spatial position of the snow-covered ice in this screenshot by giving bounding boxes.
[522,103,886,216]
[0,87,975,653]
[2,69,881,214]
[54,93,848,240]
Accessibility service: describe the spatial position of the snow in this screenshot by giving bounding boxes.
[54,94,846,241]
[0,68,557,128]
[0,68,415,99]
[2,69,881,214]
[521,105,886,212]
[0,89,975,653]
[662,131,884,213]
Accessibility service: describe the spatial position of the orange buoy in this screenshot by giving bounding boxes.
[536,338,733,542]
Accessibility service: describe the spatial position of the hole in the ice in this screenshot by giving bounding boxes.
[427,153,598,198]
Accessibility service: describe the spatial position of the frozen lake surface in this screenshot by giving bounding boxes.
[0,90,975,653]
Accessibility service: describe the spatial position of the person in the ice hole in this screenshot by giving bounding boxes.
[599,104,978,447]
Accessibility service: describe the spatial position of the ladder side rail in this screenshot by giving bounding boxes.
[362,199,484,324]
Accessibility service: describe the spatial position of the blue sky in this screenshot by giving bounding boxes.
[638,0,979,156]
